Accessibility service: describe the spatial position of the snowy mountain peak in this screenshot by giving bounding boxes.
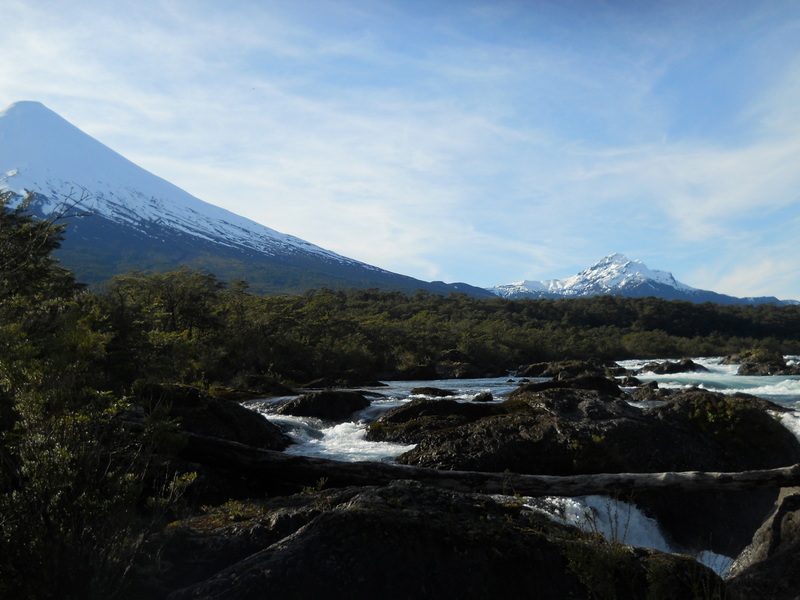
[568,253,693,292]
[0,100,375,269]
[489,254,696,299]
[0,100,495,297]
[1,100,50,119]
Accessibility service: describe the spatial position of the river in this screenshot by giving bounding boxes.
[243,355,800,575]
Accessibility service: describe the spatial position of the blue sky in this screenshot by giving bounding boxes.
[2,0,800,299]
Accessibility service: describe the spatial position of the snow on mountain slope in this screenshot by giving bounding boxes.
[489,254,798,305]
[489,253,698,299]
[0,101,381,271]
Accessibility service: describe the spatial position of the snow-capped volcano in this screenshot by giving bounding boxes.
[0,101,490,297]
[489,253,795,305]
[490,253,696,298]
[0,101,373,266]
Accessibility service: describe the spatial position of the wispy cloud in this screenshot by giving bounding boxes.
[2,0,800,297]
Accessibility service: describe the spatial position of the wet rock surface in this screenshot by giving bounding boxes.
[276,390,371,421]
[636,358,710,374]
[133,383,290,450]
[722,351,800,376]
[129,364,800,598]
[726,487,800,599]
[368,377,800,557]
[516,358,622,379]
[132,481,727,600]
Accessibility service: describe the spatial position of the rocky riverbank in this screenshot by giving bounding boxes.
[125,358,800,599]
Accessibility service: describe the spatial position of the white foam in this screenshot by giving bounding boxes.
[281,420,415,462]
[772,410,800,442]
[528,495,672,552]
[523,495,733,575]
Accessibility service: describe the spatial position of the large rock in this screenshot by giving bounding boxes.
[368,398,501,444]
[726,488,800,599]
[629,381,677,402]
[637,358,710,375]
[237,374,296,397]
[370,383,800,557]
[133,383,290,450]
[510,374,625,397]
[298,370,388,389]
[130,383,292,507]
[277,390,371,421]
[517,358,623,379]
[737,361,800,376]
[632,393,798,555]
[133,482,727,600]
[409,386,456,397]
[722,350,800,376]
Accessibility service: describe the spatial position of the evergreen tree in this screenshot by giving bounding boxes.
[0,194,178,599]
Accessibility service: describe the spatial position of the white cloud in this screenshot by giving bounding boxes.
[2,0,800,297]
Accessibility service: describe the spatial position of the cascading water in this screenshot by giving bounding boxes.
[245,356,800,577]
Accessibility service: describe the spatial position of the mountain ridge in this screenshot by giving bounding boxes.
[488,253,798,305]
[2,101,795,304]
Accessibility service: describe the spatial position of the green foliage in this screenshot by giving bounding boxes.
[0,191,80,299]
[230,287,798,382]
[88,277,800,386]
[688,396,744,431]
[0,199,188,599]
[1,398,148,599]
[563,533,639,600]
[101,269,226,386]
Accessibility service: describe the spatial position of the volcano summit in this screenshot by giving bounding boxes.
[0,101,489,297]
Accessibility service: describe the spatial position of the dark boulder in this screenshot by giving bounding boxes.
[737,361,800,376]
[517,358,622,379]
[618,375,642,387]
[510,374,624,398]
[143,482,727,600]
[727,488,800,600]
[133,383,290,451]
[277,390,371,421]
[367,398,500,444]
[174,400,291,451]
[374,382,800,557]
[722,350,800,376]
[129,383,292,507]
[410,386,455,397]
[632,392,799,555]
[298,370,388,389]
[238,374,296,397]
[637,358,710,375]
[630,381,677,402]
[473,391,494,402]
[516,361,550,377]
[391,388,640,474]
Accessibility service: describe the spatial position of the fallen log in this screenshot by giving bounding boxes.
[181,432,800,497]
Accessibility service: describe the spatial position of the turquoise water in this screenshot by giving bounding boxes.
[618,356,800,409]
[247,356,800,461]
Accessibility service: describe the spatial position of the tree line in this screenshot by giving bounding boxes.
[96,271,800,387]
